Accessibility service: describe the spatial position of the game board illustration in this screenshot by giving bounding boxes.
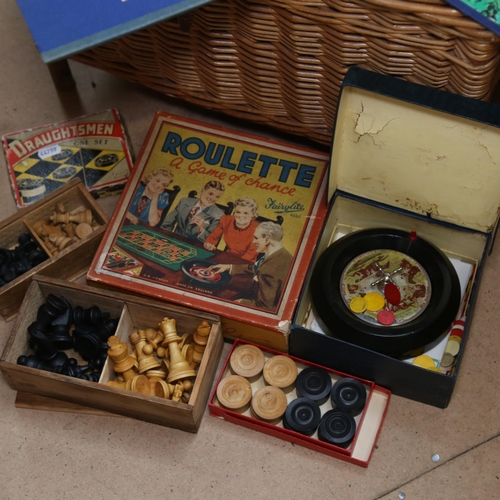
[114,225,214,272]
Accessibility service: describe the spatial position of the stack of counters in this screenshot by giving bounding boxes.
[283,398,321,436]
[318,409,357,448]
[263,355,298,391]
[251,385,288,424]
[229,344,265,379]
[295,366,332,405]
[439,352,455,374]
[330,377,367,416]
[412,354,441,373]
[445,317,465,358]
[216,374,253,413]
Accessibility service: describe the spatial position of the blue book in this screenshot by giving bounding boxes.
[444,0,500,36]
[16,0,214,63]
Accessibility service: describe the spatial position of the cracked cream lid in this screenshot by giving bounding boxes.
[329,85,500,234]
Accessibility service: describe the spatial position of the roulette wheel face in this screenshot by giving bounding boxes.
[310,228,461,355]
[181,258,231,289]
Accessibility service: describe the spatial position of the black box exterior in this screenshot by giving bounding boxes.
[290,67,500,408]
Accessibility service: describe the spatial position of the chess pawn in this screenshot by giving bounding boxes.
[62,222,76,239]
[144,327,157,342]
[191,320,211,365]
[107,336,137,382]
[158,317,196,383]
[43,238,59,255]
[156,346,168,358]
[129,329,161,373]
[144,327,164,350]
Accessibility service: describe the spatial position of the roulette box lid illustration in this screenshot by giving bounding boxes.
[2,109,134,208]
[87,112,330,351]
[290,67,500,408]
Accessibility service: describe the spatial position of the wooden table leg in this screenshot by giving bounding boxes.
[48,59,76,91]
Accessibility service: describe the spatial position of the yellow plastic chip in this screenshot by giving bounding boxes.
[412,355,437,369]
[349,297,367,313]
[364,292,385,312]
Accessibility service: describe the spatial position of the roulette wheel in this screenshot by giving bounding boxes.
[310,228,461,355]
[181,258,231,289]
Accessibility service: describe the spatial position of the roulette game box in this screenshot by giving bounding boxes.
[2,109,133,207]
[87,112,330,351]
[290,67,500,408]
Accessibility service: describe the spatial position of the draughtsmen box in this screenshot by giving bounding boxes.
[2,109,133,207]
[88,112,330,350]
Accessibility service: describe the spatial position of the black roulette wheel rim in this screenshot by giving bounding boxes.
[310,228,461,355]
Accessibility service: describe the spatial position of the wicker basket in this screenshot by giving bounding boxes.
[72,0,500,145]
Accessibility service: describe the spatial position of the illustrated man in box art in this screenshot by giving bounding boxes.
[211,221,293,311]
[162,180,225,242]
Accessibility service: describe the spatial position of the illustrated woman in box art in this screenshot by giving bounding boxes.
[161,180,225,242]
[203,197,260,262]
[126,167,174,227]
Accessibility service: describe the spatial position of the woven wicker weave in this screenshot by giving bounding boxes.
[72,0,500,145]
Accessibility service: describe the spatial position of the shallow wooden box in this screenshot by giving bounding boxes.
[209,340,390,467]
[0,179,108,319]
[0,276,223,432]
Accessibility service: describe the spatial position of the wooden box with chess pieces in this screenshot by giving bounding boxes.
[0,178,108,319]
[0,276,223,432]
[209,340,391,467]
